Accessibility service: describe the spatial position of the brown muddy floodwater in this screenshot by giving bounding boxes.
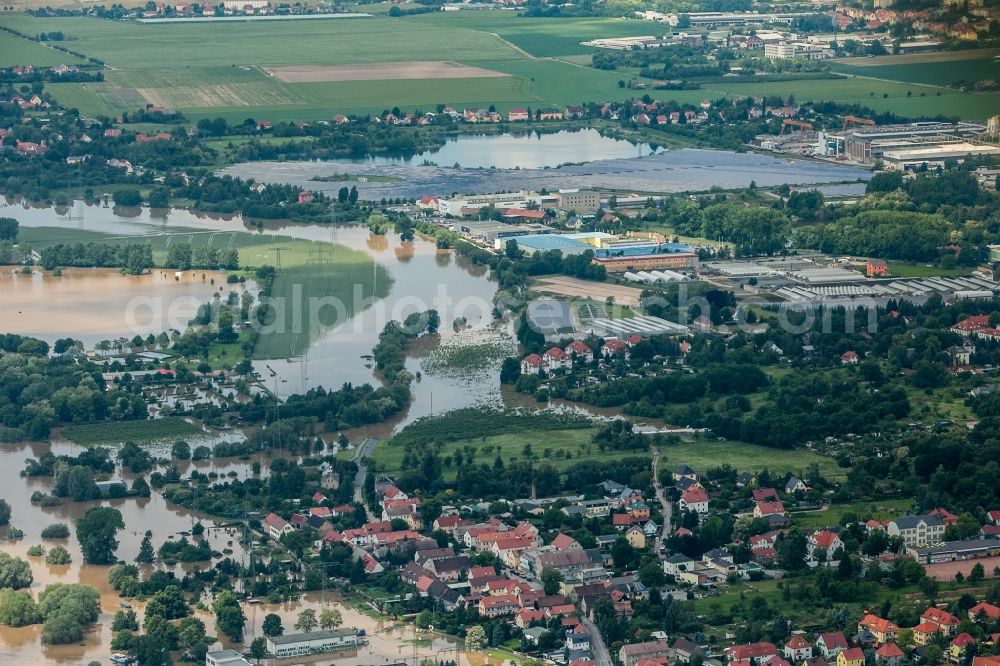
[0,267,254,347]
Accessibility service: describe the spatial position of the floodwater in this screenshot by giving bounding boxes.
[0,202,618,662]
[6,202,507,426]
[0,267,254,347]
[351,128,661,170]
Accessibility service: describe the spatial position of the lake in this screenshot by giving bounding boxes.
[352,128,661,170]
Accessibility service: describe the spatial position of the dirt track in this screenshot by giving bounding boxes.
[262,61,509,82]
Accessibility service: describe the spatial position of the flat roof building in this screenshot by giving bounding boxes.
[592,253,699,273]
[882,142,1000,171]
[266,629,360,659]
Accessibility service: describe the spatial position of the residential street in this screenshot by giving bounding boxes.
[352,437,378,521]
[582,617,613,666]
[651,446,672,556]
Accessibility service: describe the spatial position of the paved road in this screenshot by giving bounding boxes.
[352,437,378,521]
[582,617,613,666]
[651,446,672,555]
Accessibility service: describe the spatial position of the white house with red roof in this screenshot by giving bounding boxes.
[679,485,709,514]
[263,513,292,540]
[988,510,1000,525]
[784,636,813,661]
[754,500,787,518]
[544,347,572,369]
[921,606,960,636]
[521,353,548,375]
[565,340,593,363]
[807,530,844,559]
[952,315,990,336]
[602,339,630,359]
[841,351,859,365]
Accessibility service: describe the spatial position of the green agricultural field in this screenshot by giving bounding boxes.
[658,436,847,482]
[410,13,668,58]
[689,76,998,120]
[0,30,85,67]
[830,48,1000,87]
[3,12,995,121]
[61,416,203,444]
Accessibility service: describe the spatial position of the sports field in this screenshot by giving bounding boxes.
[1,11,996,121]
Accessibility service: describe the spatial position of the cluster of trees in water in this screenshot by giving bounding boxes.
[0,340,149,441]
[33,242,153,274]
[164,242,240,271]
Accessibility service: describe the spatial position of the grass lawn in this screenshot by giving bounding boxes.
[790,498,913,529]
[659,436,847,482]
[885,261,973,278]
[373,427,601,481]
[0,30,85,67]
[62,416,203,445]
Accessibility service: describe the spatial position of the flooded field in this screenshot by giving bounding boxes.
[0,202,637,662]
[0,267,252,347]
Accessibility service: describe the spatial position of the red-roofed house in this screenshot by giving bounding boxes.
[875,643,904,666]
[508,107,529,122]
[921,607,960,636]
[725,643,778,662]
[565,340,594,363]
[613,513,633,529]
[752,488,779,502]
[785,636,813,661]
[515,608,547,628]
[841,351,859,365]
[754,501,787,518]
[952,315,990,336]
[950,634,977,662]
[263,513,292,540]
[807,530,844,559]
[551,533,582,551]
[679,485,709,514]
[479,594,519,617]
[838,648,865,666]
[817,632,849,658]
[929,507,959,526]
[521,353,548,375]
[989,510,1000,525]
[380,485,407,501]
[602,339,630,359]
[544,347,572,370]
[969,602,1000,621]
[858,616,899,645]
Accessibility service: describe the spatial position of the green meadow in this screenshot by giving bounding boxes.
[2,11,995,122]
[0,30,85,67]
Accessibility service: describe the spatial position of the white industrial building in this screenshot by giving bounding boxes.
[266,629,361,658]
[584,315,690,338]
[881,142,1000,171]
